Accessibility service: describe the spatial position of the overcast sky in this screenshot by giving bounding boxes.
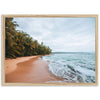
[14,17,95,52]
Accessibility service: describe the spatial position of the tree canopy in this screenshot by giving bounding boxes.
[5,18,52,58]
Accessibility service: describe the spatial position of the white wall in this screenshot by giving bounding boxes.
[0,0,99,100]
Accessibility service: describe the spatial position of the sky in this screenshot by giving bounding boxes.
[14,17,95,52]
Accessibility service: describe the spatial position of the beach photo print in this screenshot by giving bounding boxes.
[2,15,98,86]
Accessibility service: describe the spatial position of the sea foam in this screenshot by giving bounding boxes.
[43,53,95,83]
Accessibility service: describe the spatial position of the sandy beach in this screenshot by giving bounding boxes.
[5,56,63,83]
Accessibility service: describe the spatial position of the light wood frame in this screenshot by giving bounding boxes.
[1,14,98,86]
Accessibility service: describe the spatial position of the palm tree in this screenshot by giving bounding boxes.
[5,18,52,58]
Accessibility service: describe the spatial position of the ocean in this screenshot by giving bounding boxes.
[43,52,95,83]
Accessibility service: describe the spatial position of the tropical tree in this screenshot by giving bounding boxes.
[5,18,52,58]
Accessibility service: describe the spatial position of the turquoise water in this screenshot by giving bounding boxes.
[43,53,95,83]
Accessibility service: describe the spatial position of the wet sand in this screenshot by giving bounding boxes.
[5,56,63,83]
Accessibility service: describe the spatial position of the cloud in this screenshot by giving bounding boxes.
[14,17,95,52]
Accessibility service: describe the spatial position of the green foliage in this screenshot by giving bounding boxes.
[5,18,52,58]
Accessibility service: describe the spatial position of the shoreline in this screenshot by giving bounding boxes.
[5,55,63,83]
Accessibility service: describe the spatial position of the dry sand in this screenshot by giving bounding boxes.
[5,56,63,83]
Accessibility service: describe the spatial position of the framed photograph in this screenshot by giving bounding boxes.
[2,15,98,86]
